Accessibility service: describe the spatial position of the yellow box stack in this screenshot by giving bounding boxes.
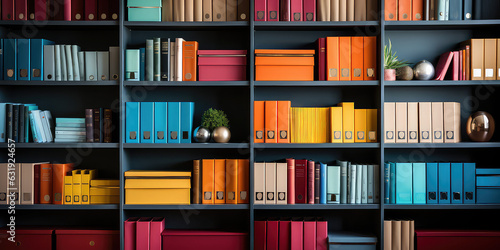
[124,170,191,204]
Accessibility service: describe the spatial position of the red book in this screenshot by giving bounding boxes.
[295,159,308,204]
[304,221,316,250]
[35,0,47,20]
[302,0,315,21]
[290,0,302,21]
[452,51,459,81]
[459,50,463,81]
[267,0,279,21]
[85,0,97,20]
[307,161,315,204]
[255,0,267,21]
[267,221,279,250]
[151,217,165,250]
[124,217,140,250]
[34,164,41,204]
[291,221,304,250]
[279,221,291,250]
[15,0,28,20]
[98,0,110,20]
[71,0,84,20]
[48,0,65,20]
[2,0,15,20]
[109,0,119,20]
[316,221,328,250]
[317,38,326,81]
[280,0,290,21]
[287,158,295,204]
[136,217,152,250]
[433,51,454,80]
[63,0,71,20]
[254,221,267,250]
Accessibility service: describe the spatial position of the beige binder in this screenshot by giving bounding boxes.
[212,0,226,21]
[497,39,500,79]
[407,102,419,143]
[392,220,402,250]
[21,163,34,205]
[470,39,484,80]
[410,220,415,250]
[384,102,396,143]
[402,220,410,250]
[419,102,432,143]
[194,0,203,21]
[318,0,331,21]
[354,0,366,21]
[185,0,194,21]
[0,164,7,205]
[226,0,237,21]
[384,220,392,250]
[484,39,497,80]
[276,163,287,204]
[14,163,21,204]
[396,102,408,143]
[174,0,185,21]
[203,0,213,21]
[444,102,461,143]
[339,0,347,21]
[162,0,174,21]
[331,0,340,21]
[346,0,354,21]
[432,102,444,143]
[265,162,276,204]
[254,162,265,204]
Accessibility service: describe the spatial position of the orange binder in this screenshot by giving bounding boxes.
[182,41,199,81]
[277,101,291,143]
[254,101,265,143]
[412,0,423,20]
[363,36,377,81]
[351,36,364,81]
[237,159,249,204]
[225,159,238,204]
[326,37,339,81]
[385,0,397,20]
[399,0,411,20]
[339,36,351,81]
[265,101,278,143]
[52,163,74,205]
[40,163,53,204]
[214,159,226,204]
[202,159,215,204]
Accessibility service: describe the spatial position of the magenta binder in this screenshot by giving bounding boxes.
[151,217,165,250]
[136,217,152,250]
[433,51,453,80]
[124,217,140,250]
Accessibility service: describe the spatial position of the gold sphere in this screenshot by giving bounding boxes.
[212,127,231,143]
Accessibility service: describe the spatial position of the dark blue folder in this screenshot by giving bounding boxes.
[4,39,17,80]
[451,163,463,204]
[438,162,451,204]
[463,163,476,204]
[17,39,30,81]
[426,163,438,204]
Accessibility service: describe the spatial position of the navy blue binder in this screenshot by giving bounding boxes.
[449,0,463,20]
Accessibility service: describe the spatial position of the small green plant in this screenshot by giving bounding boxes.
[201,108,230,131]
[384,39,409,69]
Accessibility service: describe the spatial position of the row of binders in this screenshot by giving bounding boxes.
[127,0,249,22]
[254,101,378,143]
[64,170,119,204]
[254,219,328,250]
[124,217,165,250]
[1,0,119,21]
[459,39,500,81]
[384,102,460,144]
[125,102,194,143]
[384,220,415,250]
[385,0,475,21]
[0,103,52,143]
[1,39,119,82]
[194,159,250,204]
[254,159,380,205]
[255,0,378,21]
[384,162,476,204]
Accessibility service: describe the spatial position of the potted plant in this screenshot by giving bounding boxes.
[384,39,408,81]
[201,108,231,143]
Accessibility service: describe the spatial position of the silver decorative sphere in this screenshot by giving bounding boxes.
[193,126,211,143]
[212,126,231,143]
[413,60,435,80]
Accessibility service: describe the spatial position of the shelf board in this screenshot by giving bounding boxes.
[254,204,380,210]
[124,21,249,30]
[0,204,119,210]
[123,204,249,210]
[384,204,500,210]
[0,143,119,149]
[254,143,380,149]
[384,142,500,149]
[123,143,249,149]
[384,20,500,30]
[254,81,379,87]
[124,81,249,87]
[254,21,379,30]
[384,80,500,87]
[0,20,118,27]
[0,80,119,86]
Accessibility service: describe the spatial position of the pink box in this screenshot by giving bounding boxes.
[161,229,248,250]
[198,50,247,81]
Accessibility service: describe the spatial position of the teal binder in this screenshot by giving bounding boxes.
[438,162,451,204]
[390,162,396,204]
[180,102,194,143]
[451,163,463,204]
[168,102,181,143]
[154,102,167,143]
[140,102,155,143]
[125,102,140,143]
[396,163,412,204]
[412,163,426,204]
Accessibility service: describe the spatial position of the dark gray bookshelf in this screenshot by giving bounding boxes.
[1,0,500,249]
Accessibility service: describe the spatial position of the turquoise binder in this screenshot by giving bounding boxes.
[413,163,426,204]
[17,39,30,81]
[426,163,438,204]
[125,102,140,143]
[31,39,54,81]
[180,102,194,143]
[451,163,463,204]
[154,102,167,143]
[463,163,475,203]
[140,102,155,143]
[168,102,181,143]
[4,39,17,80]
[396,163,412,204]
[438,162,451,204]
[390,162,396,204]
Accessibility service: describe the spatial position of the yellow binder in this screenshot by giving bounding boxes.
[330,107,343,143]
[338,102,354,143]
[72,170,82,204]
[366,109,378,142]
[64,175,72,205]
[354,109,367,143]
[82,169,97,204]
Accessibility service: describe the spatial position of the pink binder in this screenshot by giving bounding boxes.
[291,221,304,250]
[124,217,140,250]
[137,217,152,250]
[304,221,316,250]
[433,52,453,80]
[255,0,267,21]
[316,221,328,250]
[452,51,459,81]
[267,0,279,21]
[290,0,302,21]
[279,221,291,250]
[302,0,315,21]
[151,217,165,250]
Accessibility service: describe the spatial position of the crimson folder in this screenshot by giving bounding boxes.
[151,217,165,250]
[124,217,140,250]
[254,221,266,250]
[279,220,291,250]
[267,220,279,250]
[137,217,152,250]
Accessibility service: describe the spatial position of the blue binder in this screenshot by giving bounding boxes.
[31,39,54,81]
[0,39,3,80]
[24,104,37,142]
[413,163,426,204]
[477,188,500,204]
[438,162,451,204]
[463,0,472,20]
[451,163,463,204]
[139,48,145,81]
[384,163,390,204]
[320,162,327,204]
[396,163,412,204]
[17,39,30,81]
[449,0,462,20]
[125,102,140,143]
[168,102,181,143]
[140,102,155,143]
[154,102,167,143]
[476,168,500,175]
[180,102,194,143]
[390,162,396,204]
[463,163,476,203]
[4,39,17,80]
[426,163,438,204]
[0,103,6,143]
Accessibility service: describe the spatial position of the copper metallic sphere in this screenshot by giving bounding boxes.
[212,126,231,143]
[466,111,495,142]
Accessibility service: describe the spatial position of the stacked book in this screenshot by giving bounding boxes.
[384,220,415,250]
[254,219,328,250]
[0,103,53,143]
[55,118,85,143]
[89,179,120,204]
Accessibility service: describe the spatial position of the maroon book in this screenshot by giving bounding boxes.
[317,38,326,81]
[2,0,15,20]
[307,160,315,204]
[34,164,41,204]
[103,109,112,143]
[71,0,84,20]
[267,221,279,250]
[287,158,295,204]
[279,221,291,250]
[27,0,35,20]
[85,0,97,20]
[15,0,28,20]
[280,0,290,21]
[85,109,94,143]
[93,108,101,142]
[34,0,47,20]
[98,0,110,20]
[295,159,308,204]
[63,0,71,20]
[254,221,266,250]
[109,0,119,20]
[316,221,328,250]
[416,230,500,250]
[48,0,65,20]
